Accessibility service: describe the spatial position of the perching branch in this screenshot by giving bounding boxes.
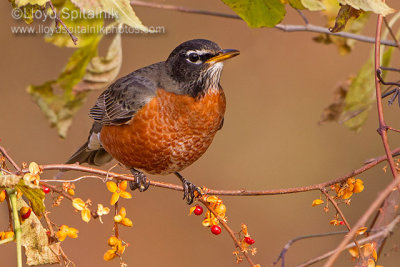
[1,144,399,197]
[130,0,397,47]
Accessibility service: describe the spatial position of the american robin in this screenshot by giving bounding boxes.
[65,39,239,204]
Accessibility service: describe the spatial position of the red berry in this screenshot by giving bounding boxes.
[42,186,50,194]
[339,221,345,225]
[20,207,31,220]
[211,225,221,235]
[245,236,255,245]
[193,205,203,215]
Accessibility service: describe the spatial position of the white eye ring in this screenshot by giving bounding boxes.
[186,52,202,64]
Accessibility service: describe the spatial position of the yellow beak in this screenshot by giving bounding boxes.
[206,49,240,63]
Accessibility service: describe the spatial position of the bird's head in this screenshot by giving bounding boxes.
[166,39,239,97]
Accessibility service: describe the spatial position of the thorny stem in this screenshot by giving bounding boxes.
[6,189,22,267]
[199,198,256,267]
[130,0,397,47]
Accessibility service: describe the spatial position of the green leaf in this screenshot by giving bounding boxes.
[288,0,305,10]
[16,180,45,216]
[330,4,362,33]
[341,47,394,131]
[339,0,395,16]
[73,32,122,92]
[301,0,326,11]
[222,0,286,28]
[28,35,102,138]
[45,0,104,48]
[16,199,59,265]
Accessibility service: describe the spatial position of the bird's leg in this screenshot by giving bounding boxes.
[174,172,202,205]
[129,168,150,192]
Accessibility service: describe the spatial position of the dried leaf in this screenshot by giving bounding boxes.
[330,4,362,33]
[73,32,122,92]
[319,78,351,124]
[16,199,59,265]
[28,35,102,138]
[338,0,395,16]
[316,0,370,55]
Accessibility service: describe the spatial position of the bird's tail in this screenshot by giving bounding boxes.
[56,141,113,179]
[65,141,113,166]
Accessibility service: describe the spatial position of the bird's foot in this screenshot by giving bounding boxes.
[129,168,150,192]
[175,172,202,205]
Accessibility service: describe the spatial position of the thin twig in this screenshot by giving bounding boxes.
[321,189,364,262]
[295,9,309,25]
[42,175,109,183]
[299,215,400,267]
[0,146,21,173]
[0,237,14,245]
[383,17,400,48]
[47,1,78,45]
[130,0,397,47]
[273,231,348,266]
[199,198,256,266]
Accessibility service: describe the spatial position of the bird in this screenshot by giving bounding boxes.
[64,39,239,204]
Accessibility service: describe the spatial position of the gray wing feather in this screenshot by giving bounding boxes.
[90,72,158,125]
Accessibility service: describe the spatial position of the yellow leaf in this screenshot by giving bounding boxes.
[106,181,117,193]
[356,226,367,235]
[301,0,326,11]
[100,0,149,31]
[338,0,395,16]
[72,198,85,211]
[103,249,117,261]
[122,217,133,227]
[110,192,119,205]
[312,198,324,206]
[81,209,91,223]
[119,191,132,199]
[15,0,47,7]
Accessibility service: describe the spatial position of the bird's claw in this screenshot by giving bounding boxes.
[181,178,201,205]
[129,169,150,192]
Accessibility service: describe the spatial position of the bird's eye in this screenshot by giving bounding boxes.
[188,53,200,63]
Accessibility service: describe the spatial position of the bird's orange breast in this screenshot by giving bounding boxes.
[100,88,226,174]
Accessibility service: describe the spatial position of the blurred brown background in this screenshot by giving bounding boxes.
[1,0,400,266]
